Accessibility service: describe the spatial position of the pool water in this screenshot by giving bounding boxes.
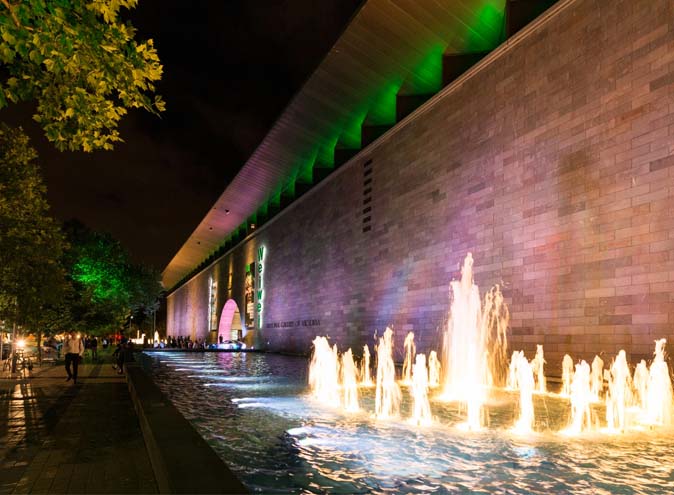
[143,351,674,494]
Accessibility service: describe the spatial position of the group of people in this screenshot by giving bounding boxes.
[60,332,136,383]
[165,336,208,349]
[83,336,99,360]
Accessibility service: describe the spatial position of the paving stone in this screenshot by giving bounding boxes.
[0,360,157,494]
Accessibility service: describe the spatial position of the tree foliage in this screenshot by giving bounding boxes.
[63,219,162,334]
[0,0,164,151]
[0,124,67,328]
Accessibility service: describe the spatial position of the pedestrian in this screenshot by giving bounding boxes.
[63,331,84,384]
[91,336,98,361]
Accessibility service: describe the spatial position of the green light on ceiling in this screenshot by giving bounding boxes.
[366,81,403,125]
[338,109,367,149]
[283,177,296,198]
[182,0,516,288]
[297,150,317,184]
[317,135,338,167]
[466,0,506,50]
[402,45,444,95]
[270,191,281,208]
[257,201,269,219]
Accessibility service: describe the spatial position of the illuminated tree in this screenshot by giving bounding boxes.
[0,0,164,151]
[0,124,67,328]
[63,220,162,334]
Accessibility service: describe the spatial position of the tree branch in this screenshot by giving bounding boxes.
[1,0,20,28]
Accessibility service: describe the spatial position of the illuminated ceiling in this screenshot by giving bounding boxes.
[162,0,509,289]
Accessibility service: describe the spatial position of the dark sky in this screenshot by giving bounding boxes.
[2,0,362,270]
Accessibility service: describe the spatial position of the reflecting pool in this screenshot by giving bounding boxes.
[143,351,674,494]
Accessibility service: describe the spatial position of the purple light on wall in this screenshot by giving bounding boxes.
[218,298,244,342]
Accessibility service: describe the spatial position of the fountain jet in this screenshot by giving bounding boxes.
[590,355,604,402]
[341,349,359,412]
[507,351,523,391]
[560,354,573,397]
[308,336,340,407]
[512,352,535,434]
[566,360,593,434]
[441,253,509,430]
[428,351,441,388]
[409,354,432,426]
[531,345,546,394]
[360,345,374,386]
[646,339,673,426]
[402,332,416,385]
[633,359,648,412]
[606,350,631,432]
[375,328,401,419]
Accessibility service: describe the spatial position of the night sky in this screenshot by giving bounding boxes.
[1,0,362,270]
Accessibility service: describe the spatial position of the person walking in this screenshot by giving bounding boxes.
[91,337,98,362]
[63,331,84,384]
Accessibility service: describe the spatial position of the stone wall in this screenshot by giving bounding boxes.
[168,0,674,373]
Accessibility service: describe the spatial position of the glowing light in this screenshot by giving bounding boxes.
[341,349,359,412]
[256,245,266,328]
[440,253,509,430]
[401,331,415,385]
[512,352,534,434]
[299,255,674,437]
[531,344,546,394]
[359,345,373,386]
[409,353,432,426]
[428,351,441,388]
[374,327,401,419]
[308,336,340,407]
[560,354,573,397]
[563,360,593,435]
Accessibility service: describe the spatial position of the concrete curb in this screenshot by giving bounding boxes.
[124,362,248,494]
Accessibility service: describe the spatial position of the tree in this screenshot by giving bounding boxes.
[0,0,164,151]
[62,219,162,335]
[0,124,67,329]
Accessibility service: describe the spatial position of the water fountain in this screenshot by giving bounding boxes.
[565,360,593,434]
[409,353,432,426]
[633,359,648,411]
[428,350,441,388]
[374,327,401,419]
[512,352,534,434]
[506,350,522,391]
[590,355,604,401]
[360,344,374,386]
[606,350,631,432]
[341,348,359,412]
[560,354,573,397]
[305,254,674,439]
[308,336,340,407]
[531,344,546,394]
[440,253,509,429]
[401,331,415,385]
[646,339,673,426]
[151,253,674,494]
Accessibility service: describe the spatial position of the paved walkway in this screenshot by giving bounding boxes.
[0,359,157,494]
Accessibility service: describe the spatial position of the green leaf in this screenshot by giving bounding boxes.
[0,0,164,152]
[2,32,16,44]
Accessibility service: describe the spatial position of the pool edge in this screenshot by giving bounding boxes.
[124,361,248,494]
